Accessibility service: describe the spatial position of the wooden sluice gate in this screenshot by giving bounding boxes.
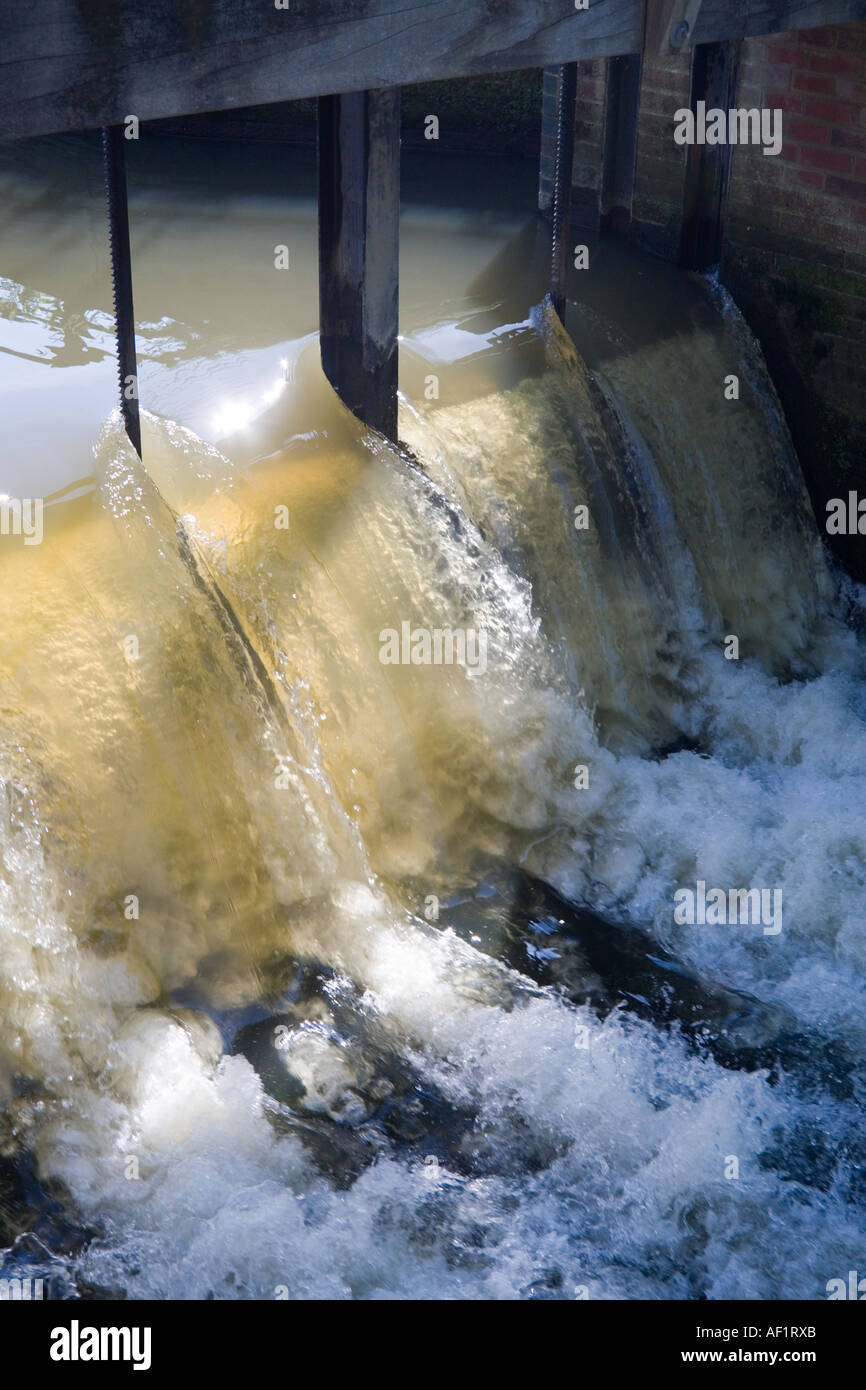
[0,0,862,453]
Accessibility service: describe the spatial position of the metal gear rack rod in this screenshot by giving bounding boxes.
[102,125,142,459]
[550,63,577,323]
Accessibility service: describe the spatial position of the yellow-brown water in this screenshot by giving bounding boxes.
[1,134,865,1300]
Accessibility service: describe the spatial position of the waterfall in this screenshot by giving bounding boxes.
[2,193,866,1300]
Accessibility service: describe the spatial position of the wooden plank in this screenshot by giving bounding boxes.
[679,40,741,269]
[0,0,862,142]
[318,88,400,441]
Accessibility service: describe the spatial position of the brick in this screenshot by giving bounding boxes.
[835,26,866,54]
[799,146,855,175]
[573,151,602,173]
[836,80,866,105]
[789,169,822,191]
[826,174,866,202]
[775,184,830,217]
[792,72,835,95]
[764,91,803,113]
[774,211,858,254]
[639,97,681,120]
[807,51,864,78]
[800,28,839,50]
[638,114,679,142]
[641,92,690,109]
[735,82,765,105]
[739,223,846,268]
[833,127,866,154]
[765,41,802,66]
[791,169,825,190]
[737,64,766,90]
[788,117,831,144]
[765,67,793,92]
[801,97,860,124]
[573,168,602,190]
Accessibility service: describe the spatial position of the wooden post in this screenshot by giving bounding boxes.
[102,126,141,458]
[680,39,741,269]
[318,89,400,441]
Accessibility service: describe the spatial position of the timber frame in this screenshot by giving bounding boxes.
[0,1,862,143]
[1,0,864,445]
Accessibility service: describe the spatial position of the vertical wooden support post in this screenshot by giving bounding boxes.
[318,89,400,442]
[539,64,577,322]
[102,125,141,458]
[680,40,741,270]
[600,54,642,232]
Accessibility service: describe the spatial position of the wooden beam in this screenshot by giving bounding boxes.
[645,1,706,55]
[318,89,400,441]
[0,0,863,141]
[680,40,741,269]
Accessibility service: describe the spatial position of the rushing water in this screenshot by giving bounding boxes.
[1,133,865,1301]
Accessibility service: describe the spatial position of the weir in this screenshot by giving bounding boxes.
[1,0,862,452]
[3,8,866,1309]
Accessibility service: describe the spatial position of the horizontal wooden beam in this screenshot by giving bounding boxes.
[0,0,863,142]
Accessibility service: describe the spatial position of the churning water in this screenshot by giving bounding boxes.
[1,133,865,1301]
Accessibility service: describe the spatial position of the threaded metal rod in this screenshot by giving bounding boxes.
[102,125,142,458]
[550,63,577,322]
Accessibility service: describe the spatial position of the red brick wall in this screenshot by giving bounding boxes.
[759,26,866,215]
[566,23,866,575]
[728,26,866,266]
[722,24,866,564]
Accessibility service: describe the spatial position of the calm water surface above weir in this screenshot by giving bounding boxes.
[1,133,865,1301]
